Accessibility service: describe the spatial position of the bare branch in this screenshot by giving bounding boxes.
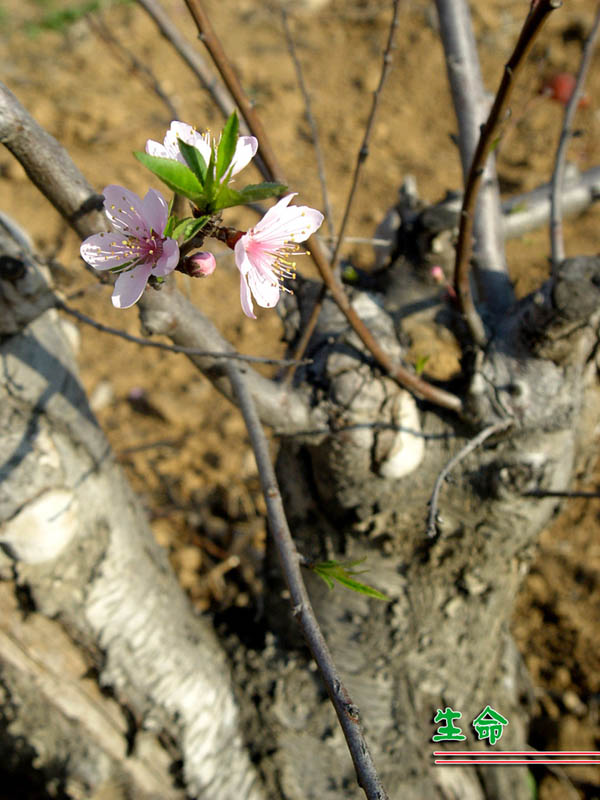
[550,2,600,271]
[135,0,234,124]
[281,8,334,239]
[56,299,310,367]
[504,164,600,239]
[182,0,286,184]
[225,362,389,800]
[87,11,181,120]
[329,0,401,278]
[0,82,107,240]
[451,0,561,347]
[180,2,462,412]
[0,80,321,435]
[427,419,512,538]
[434,0,512,314]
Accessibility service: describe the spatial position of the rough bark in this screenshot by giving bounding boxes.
[0,227,264,800]
[225,248,600,799]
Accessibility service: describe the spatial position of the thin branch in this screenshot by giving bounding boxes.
[427,419,512,538]
[87,12,180,119]
[182,0,286,184]
[134,0,234,123]
[550,2,600,272]
[503,164,600,239]
[0,82,107,240]
[305,236,464,412]
[452,0,561,348]
[180,1,462,413]
[434,0,512,315]
[281,8,334,239]
[56,299,310,367]
[225,362,389,800]
[329,0,400,278]
[0,81,320,435]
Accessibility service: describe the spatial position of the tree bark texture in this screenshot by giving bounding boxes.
[2,219,600,799]
[0,228,264,800]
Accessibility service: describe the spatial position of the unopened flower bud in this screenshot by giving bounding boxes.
[188,251,216,277]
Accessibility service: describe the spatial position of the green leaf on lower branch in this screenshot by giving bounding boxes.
[311,559,389,601]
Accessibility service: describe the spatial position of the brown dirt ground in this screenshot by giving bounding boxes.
[2,0,600,797]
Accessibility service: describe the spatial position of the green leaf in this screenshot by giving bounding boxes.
[171,215,210,241]
[415,354,430,376]
[311,559,389,601]
[216,111,239,181]
[212,181,287,212]
[134,152,204,202]
[203,145,217,204]
[177,140,208,185]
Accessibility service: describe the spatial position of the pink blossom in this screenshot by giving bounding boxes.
[80,185,179,309]
[145,121,257,181]
[187,251,216,277]
[234,193,324,319]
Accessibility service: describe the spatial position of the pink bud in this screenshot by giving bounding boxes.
[188,251,216,277]
[430,265,445,284]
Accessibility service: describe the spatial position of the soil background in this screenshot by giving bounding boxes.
[1,1,600,798]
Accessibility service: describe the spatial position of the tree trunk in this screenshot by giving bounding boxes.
[0,226,264,800]
[228,256,600,798]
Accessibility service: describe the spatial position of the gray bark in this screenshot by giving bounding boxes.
[0,225,264,800]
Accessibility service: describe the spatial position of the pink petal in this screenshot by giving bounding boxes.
[112,264,153,309]
[234,238,253,277]
[247,267,280,309]
[103,185,150,238]
[239,273,256,319]
[229,136,258,176]
[154,238,180,275]
[80,232,139,271]
[255,200,323,246]
[142,188,169,235]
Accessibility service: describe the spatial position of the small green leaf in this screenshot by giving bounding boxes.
[171,215,210,240]
[134,152,204,202]
[177,140,207,185]
[212,181,287,212]
[203,145,217,204]
[216,111,239,181]
[310,559,389,601]
[415,354,430,376]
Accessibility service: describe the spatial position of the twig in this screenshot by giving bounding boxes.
[55,299,310,367]
[434,0,512,315]
[550,2,600,272]
[427,419,512,538]
[452,0,561,347]
[305,236,464,412]
[182,0,286,184]
[329,0,400,278]
[87,12,180,119]
[135,0,234,123]
[225,361,389,800]
[523,489,600,499]
[180,2,462,413]
[281,8,334,239]
[503,164,600,239]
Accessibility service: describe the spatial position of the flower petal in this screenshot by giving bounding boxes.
[239,273,256,319]
[142,188,169,235]
[247,267,280,309]
[145,138,168,159]
[229,136,258,176]
[112,264,153,309]
[80,232,139,271]
[102,185,150,238]
[154,238,180,275]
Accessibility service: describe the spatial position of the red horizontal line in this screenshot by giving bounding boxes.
[435,760,600,766]
[433,751,600,757]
